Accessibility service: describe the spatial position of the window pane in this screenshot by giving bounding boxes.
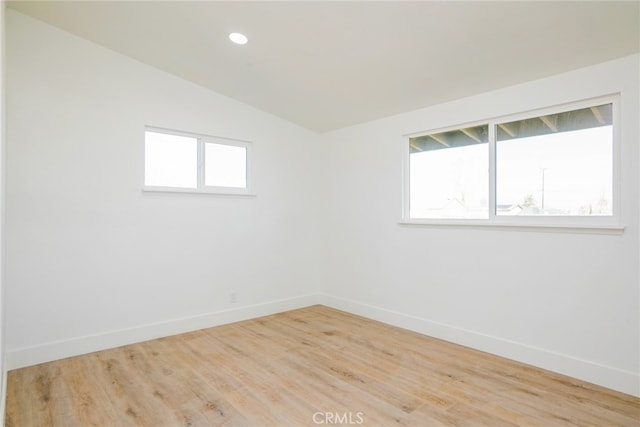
[409,125,489,219]
[496,104,613,216]
[145,131,197,188]
[204,142,247,188]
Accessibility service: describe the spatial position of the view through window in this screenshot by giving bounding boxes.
[409,125,488,219]
[496,104,612,216]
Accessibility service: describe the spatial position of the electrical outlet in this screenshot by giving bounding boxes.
[230,292,237,304]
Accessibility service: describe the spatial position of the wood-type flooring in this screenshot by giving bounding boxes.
[6,305,640,426]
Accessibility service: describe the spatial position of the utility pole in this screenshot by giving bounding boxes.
[541,168,548,213]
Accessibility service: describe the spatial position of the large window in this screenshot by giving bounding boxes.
[144,127,252,195]
[405,96,619,228]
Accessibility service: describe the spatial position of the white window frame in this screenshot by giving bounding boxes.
[401,94,624,234]
[143,126,254,196]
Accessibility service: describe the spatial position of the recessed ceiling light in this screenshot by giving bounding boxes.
[229,32,248,45]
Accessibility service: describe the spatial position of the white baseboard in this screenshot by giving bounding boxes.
[317,293,640,397]
[6,292,639,398]
[6,294,320,370]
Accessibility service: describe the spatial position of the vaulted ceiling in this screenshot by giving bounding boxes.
[7,1,640,133]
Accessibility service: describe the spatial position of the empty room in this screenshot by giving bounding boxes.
[0,1,639,426]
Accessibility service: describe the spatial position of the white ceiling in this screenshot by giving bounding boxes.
[7,1,640,133]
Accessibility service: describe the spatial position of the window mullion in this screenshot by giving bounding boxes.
[488,122,496,220]
[197,138,205,189]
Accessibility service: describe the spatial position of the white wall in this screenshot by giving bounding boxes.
[320,54,640,396]
[0,1,6,423]
[5,10,323,366]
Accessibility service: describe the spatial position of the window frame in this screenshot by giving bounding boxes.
[143,126,254,196]
[401,94,623,233]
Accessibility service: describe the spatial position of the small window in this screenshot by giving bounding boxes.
[144,127,252,195]
[204,142,247,188]
[144,131,198,189]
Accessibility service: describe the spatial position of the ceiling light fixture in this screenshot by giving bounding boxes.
[229,32,248,45]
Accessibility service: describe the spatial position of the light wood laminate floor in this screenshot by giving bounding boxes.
[6,305,640,426]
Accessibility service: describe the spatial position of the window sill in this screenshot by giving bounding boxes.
[142,186,256,197]
[398,219,625,235]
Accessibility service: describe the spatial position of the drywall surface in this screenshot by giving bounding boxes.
[0,1,7,422]
[5,10,323,362]
[320,54,640,396]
